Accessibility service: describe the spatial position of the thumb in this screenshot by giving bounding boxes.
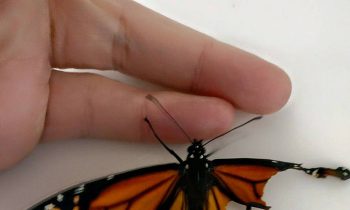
[0,1,51,170]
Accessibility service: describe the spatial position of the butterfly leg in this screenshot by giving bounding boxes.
[293,165,350,180]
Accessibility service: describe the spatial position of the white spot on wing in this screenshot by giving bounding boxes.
[74,184,85,194]
[312,169,320,177]
[57,194,64,202]
[107,175,115,180]
[44,203,55,210]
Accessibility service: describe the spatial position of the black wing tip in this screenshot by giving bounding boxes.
[335,167,350,180]
[300,166,350,180]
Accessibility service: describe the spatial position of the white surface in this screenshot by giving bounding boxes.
[1,1,350,209]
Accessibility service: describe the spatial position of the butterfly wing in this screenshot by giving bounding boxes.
[206,186,231,210]
[166,188,186,210]
[211,158,298,209]
[29,163,180,210]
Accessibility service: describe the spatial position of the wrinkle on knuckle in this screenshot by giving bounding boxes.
[48,0,71,68]
[190,38,214,93]
[111,8,131,72]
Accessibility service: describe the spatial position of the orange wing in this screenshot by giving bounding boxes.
[206,186,231,210]
[29,164,180,210]
[169,190,186,210]
[90,169,179,210]
[162,186,229,210]
[212,158,298,209]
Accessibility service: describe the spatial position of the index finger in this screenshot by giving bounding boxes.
[50,0,291,113]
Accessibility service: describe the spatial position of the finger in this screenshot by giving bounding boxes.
[49,0,291,114]
[42,71,235,143]
[0,0,51,170]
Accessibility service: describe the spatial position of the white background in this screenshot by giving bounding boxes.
[0,1,349,209]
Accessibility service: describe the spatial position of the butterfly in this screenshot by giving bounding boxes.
[29,95,350,210]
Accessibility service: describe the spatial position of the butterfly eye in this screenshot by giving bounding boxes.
[187,146,194,153]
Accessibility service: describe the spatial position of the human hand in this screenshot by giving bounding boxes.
[0,0,291,170]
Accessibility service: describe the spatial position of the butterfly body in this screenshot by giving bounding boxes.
[177,140,214,210]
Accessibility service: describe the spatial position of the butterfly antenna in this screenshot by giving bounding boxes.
[146,94,192,143]
[144,117,183,163]
[203,116,263,146]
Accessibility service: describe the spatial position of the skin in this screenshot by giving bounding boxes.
[0,0,291,171]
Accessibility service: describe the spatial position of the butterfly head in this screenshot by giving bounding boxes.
[187,140,206,159]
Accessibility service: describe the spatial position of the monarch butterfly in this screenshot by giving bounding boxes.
[30,95,349,210]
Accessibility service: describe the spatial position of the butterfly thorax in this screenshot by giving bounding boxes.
[180,140,214,210]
